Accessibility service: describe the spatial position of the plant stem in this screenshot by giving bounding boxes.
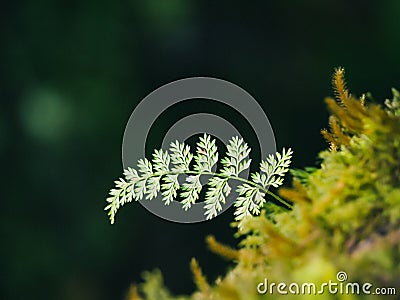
[149,170,293,209]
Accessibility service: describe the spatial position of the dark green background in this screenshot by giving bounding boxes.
[2,1,400,299]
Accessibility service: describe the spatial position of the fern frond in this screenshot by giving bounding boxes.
[204,177,231,219]
[152,149,170,172]
[194,133,218,172]
[138,158,152,176]
[145,176,160,200]
[221,136,251,176]
[181,175,202,210]
[232,148,292,228]
[170,141,192,172]
[104,177,134,224]
[161,174,179,205]
[234,184,266,228]
[105,134,293,227]
[259,147,293,187]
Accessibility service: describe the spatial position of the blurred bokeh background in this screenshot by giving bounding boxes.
[2,1,400,299]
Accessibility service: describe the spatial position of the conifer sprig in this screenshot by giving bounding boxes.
[105,134,293,227]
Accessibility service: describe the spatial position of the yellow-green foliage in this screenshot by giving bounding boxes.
[129,69,400,300]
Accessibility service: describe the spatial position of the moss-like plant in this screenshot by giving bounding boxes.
[112,68,400,300]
